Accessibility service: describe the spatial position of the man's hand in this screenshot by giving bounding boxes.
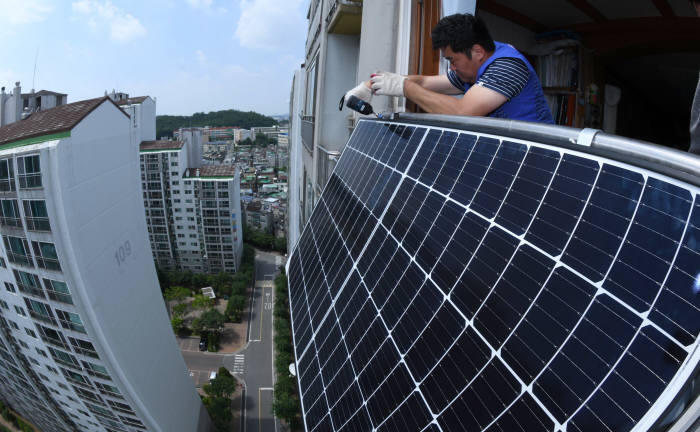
[344,82,373,104]
[370,71,406,97]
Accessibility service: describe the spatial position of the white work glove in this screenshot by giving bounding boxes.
[370,71,406,97]
[344,82,373,103]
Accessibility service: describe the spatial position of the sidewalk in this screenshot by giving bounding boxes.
[217,285,252,354]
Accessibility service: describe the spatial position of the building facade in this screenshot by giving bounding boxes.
[139,138,243,274]
[0,93,208,432]
[116,94,245,275]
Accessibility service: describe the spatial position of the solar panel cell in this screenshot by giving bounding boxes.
[451,136,500,207]
[474,244,554,348]
[526,154,599,256]
[471,140,528,219]
[495,146,560,235]
[419,326,491,413]
[377,391,433,431]
[451,226,519,318]
[604,178,692,312]
[434,133,476,195]
[484,394,554,432]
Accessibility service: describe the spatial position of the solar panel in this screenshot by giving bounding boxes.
[287,118,700,432]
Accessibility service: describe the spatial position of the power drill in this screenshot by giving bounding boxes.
[339,94,382,118]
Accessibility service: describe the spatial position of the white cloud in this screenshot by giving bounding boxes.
[195,50,207,64]
[72,1,146,42]
[0,0,53,25]
[186,0,211,8]
[234,0,305,51]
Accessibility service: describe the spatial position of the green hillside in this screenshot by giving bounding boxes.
[156,109,278,139]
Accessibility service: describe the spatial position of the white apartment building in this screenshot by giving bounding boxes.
[0,91,209,431]
[138,132,243,274]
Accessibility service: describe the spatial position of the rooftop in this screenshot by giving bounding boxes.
[184,165,237,178]
[115,96,149,106]
[0,96,126,148]
[140,140,184,151]
[21,90,68,97]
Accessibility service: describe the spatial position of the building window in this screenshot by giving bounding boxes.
[37,325,70,350]
[94,381,123,399]
[14,270,43,298]
[24,298,56,325]
[14,305,26,316]
[23,200,50,231]
[0,299,8,309]
[55,309,86,333]
[5,282,16,293]
[44,279,72,304]
[48,347,80,369]
[35,347,46,357]
[17,155,42,189]
[32,241,61,271]
[3,236,32,267]
[61,367,91,387]
[82,361,111,380]
[0,200,22,227]
[0,159,15,192]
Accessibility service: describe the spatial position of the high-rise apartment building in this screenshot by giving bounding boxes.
[114,94,244,275]
[138,133,243,274]
[0,89,209,431]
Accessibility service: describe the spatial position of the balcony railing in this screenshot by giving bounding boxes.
[316,145,340,192]
[7,252,32,267]
[302,116,315,153]
[0,217,22,228]
[18,173,41,189]
[25,217,50,232]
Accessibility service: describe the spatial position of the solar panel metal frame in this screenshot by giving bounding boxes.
[287,114,700,432]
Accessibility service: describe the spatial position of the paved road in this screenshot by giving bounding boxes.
[177,250,284,432]
[223,250,282,432]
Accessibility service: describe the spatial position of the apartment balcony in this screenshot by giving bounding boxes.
[326,0,362,34]
[301,116,315,153]
[316,145,340,193]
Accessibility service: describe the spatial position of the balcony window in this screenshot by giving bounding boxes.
[23,200,50,231]
[56,310,86,333]
[83,361,111,380]
[37,325,70,350]
[13,270,43,298]
[24,298,56,325]
[94,381,123,399]
[48,347,80,369]
[44,279,73,305]
[69,337,98,358]
[3,236,31,266]
[0,200,21,227]
[0,159,15,192]
[61,367,92,388]
[32,241,61,271]
[17,155,41,189]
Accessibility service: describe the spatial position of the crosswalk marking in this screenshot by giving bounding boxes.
[233,354,245,374]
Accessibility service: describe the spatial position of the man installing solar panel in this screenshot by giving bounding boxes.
[342,13,554,124]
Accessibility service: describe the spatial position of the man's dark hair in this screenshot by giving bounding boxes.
[431,13,495,58]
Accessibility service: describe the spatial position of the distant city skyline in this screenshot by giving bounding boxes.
[0,0,307,116]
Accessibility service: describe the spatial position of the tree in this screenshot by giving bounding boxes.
[203,367,237,398]
[164,285,190,302]
[172,303,188,318]
[171,317,184,333]
[192,309,225,334]
[192,294,213,310]
[207,396,232,432]
[272,375,300,426]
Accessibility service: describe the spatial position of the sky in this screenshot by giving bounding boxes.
[0,0,308,116]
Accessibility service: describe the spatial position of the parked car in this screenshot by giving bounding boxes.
[199,333,208,351]
[209,371,217,381]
